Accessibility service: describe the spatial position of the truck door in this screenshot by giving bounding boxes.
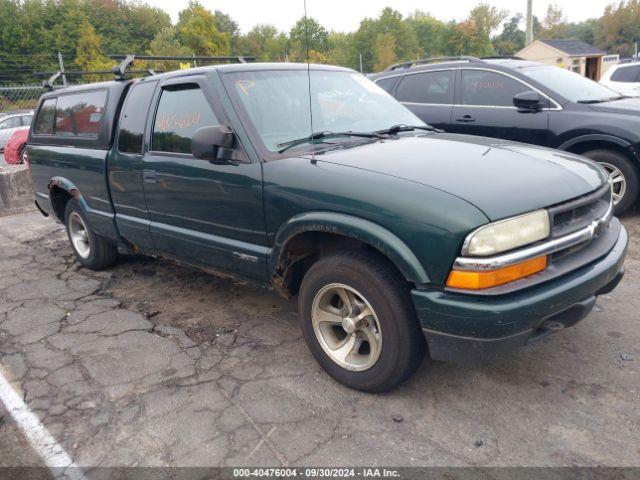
[109,79,158,250]
[142,76,268,280]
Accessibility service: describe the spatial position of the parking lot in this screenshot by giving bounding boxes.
[0,210,639,469]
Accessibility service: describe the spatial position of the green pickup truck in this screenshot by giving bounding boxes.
[27,63,628,392]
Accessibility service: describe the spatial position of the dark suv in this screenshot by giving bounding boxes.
[370,57,640,214]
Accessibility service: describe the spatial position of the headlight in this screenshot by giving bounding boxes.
[462,210,550,257]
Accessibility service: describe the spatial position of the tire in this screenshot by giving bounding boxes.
[582,149,639,215]
[298,249,425,392]
[64,199,117,270]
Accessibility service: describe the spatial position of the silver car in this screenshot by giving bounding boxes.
[0,110,33,152]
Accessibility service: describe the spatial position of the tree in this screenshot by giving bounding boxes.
[374,33,398,71]
[75,18,112,78]
[406,10,450,57]
[289,16,329,61]
[176,1,230,56]
[214,9,240,52]
[448,20,490,57]
[598,0,640,56]
[469,3,508,38]
[565,18,601,46]
[326,31,354,67]
[351,8,419,72]
[539,3,569,39]
[148,27,192,71]
[237,24,288,61]
[492,14,525,55]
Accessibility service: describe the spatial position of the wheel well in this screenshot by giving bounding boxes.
[49,186,72,222]
[565,140,637,166]
[274,231,412,297]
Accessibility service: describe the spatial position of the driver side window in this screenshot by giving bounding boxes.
[461,70,530,107]
[152,85,218,154]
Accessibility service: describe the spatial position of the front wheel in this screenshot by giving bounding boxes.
[64,199,117,270]
[298,250,425,392]
[582,149,639,215]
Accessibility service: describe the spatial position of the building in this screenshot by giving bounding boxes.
[517,39,618,81]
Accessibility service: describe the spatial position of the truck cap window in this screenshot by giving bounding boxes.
[118,81,157,154]
[54,90,107,136]
[226,70,422,152]
[34,98,57,135]
[152,86,218,154]
[461,70,529,107]
[396,71,452,104]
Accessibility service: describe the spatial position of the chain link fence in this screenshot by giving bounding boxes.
[0,84,47,112]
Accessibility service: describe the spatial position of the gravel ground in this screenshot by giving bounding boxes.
[0,211,638,469]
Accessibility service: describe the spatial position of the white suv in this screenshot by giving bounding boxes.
[601,61,640,97]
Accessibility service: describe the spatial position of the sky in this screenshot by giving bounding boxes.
[146,0,613,34]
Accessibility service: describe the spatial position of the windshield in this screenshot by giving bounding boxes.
[521,66,621,103]
[226,69,424,152]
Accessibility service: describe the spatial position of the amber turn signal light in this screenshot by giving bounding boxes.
[446,256,547,290]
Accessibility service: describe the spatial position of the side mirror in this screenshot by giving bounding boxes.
[192,125,235,161]
[513,91,545,112]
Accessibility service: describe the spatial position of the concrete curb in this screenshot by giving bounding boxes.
[0,165,36,217]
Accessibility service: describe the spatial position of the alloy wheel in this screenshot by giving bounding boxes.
[599,161,627,205]
[68,212,91,259]
[311,283,382,371]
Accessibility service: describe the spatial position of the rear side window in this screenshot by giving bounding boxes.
[34,98,57,134]
[461,70,529,107]
[21,115,33,126]
[118,81,157,154]
[396,71,453,104]
[375,77,397,94]
[152,86,218,154]
[54,90,107,136]
[611,65,640,82]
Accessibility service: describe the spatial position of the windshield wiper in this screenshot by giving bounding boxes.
[277,131,383,153]
[375,124,443,135]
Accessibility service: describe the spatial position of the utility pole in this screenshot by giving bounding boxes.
[525,0,534,46]
[359,53,363,73]
[57,52,67,87]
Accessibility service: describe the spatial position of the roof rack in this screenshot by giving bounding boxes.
[480,55,525,60]
[385,56,484,71]
[42,71,62,91]
[112,54,137,80]
[108,55,254,63]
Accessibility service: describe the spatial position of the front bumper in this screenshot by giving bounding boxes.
[412,224,628,364]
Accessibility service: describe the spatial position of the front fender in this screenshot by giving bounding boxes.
[269,212,430,284]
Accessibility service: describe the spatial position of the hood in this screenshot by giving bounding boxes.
[313,133,607,221]
[588,96,640,115]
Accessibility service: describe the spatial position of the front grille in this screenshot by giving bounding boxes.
[548,183,612,239]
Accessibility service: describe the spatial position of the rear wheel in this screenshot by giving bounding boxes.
[298,250,425,392]
[582,149,639,214]
[64,199,117,270]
